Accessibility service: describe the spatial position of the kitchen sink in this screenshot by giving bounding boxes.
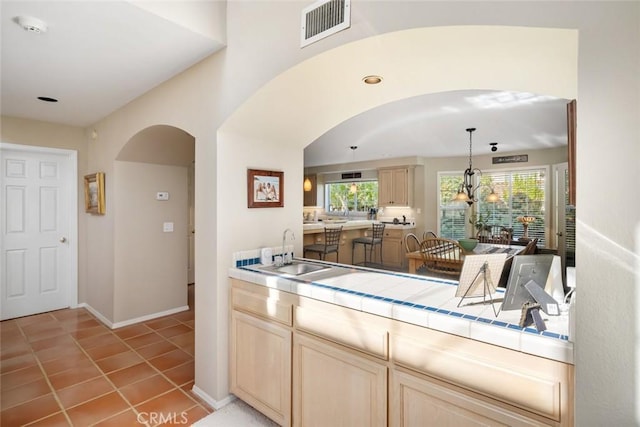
[273,262,329,275]
[258,260,331,276]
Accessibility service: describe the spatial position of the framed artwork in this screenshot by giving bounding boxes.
[84,172,106,215]
[248,169,284,208]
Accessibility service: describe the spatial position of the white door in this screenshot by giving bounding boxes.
[1,143,77,320]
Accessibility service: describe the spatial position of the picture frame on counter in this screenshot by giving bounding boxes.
[248,168,284,208]
[84,172,106,215]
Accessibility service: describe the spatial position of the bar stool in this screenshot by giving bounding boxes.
[303,226,343,262]
[351,223,385,266]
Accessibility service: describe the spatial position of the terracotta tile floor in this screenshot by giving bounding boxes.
[0,285,213,426]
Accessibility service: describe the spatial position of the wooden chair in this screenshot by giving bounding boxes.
[404,233,421,253]
[423,230,437,240]
[303,226,342,262]
[419,237,464,276]
[352,223,385,266]
[478,225,513,245]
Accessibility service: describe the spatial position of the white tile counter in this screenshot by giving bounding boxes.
[230,251,574,365]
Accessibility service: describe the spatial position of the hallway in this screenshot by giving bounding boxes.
[0,285,212,426]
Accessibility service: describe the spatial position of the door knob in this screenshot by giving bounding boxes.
[59,237,67,243]
[556,232,563,237]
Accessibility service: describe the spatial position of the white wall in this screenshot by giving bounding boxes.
[78,1,638,423]
[113,161,189,324]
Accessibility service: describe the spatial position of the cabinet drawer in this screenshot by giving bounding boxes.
[384,229,403,239]
[390,368,550,427]
[392,329,569,422]
[232,287,293,326]
[295,305,388,360]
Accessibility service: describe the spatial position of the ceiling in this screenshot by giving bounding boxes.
[1,2,569,166]
[304,89,569,168]
[1,1,224,127]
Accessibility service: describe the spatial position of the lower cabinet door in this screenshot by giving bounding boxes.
[230,310,291,426]
[293,333,387,427]
[390,369,551,427]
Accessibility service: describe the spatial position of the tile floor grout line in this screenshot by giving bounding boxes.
[65,317,152,427]
[13,314,75,427]
[1,285,205,425]
[83,310,207,424]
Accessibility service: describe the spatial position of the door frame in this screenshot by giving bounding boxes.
[0,142,79,312]
[553,162,569,288]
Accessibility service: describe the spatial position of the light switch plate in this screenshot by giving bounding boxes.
[163,222,174,232]
[156,192,169,201]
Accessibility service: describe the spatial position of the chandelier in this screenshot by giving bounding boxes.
[454,127,498,206]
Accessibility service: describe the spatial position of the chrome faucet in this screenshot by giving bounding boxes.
[280,228,295,266]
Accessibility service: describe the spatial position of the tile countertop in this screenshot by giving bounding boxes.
[303,220,415,233]
[229,255,574,365]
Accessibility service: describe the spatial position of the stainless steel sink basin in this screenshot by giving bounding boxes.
[256,260,331,276]
[274,263,329,275]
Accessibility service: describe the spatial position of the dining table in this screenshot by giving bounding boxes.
[405,242,526,275]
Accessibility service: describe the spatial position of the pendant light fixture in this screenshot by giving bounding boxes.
[454,128,482,206]
[303,177,312,191]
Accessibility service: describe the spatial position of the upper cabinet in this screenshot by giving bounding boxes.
[303,174,317,207]
[378,168,412,207]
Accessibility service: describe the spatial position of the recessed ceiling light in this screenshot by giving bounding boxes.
[37,96,58,103]
[362,75,382,85]
[15,16,48,34]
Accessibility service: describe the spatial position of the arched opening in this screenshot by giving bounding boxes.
[207,25,578,402]
[114,124,195,322]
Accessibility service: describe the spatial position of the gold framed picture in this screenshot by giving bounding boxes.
[248,169,284,208]
[84,172,105,215]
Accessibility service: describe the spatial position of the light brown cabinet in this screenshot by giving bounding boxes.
[230,279,574,427]
[378,168,410,206]
[390,369,548,427]
[230,285,293,426]
[382,227,415,269]
[293,333,387,427]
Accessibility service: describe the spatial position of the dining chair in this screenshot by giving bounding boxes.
[404,233,421,254]
[303,226,343,262]
[352,223,385,266]
[478,225,512,245]
[423,230,437,240]
[419,237,464,276]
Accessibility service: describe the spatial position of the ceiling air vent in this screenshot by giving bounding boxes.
[341,172,361,180]
[301,0,351,48]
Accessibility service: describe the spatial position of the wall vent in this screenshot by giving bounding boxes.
[301,0,351,48]
[341,172,361,180]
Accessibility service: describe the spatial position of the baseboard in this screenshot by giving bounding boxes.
[76,303,189,330]
[192,385,236,410]
[77,303,114,328]
[111,306,189,329]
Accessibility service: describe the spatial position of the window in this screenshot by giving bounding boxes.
[325,181,378,215]
[438,174,467,240]
[438,168,547,246]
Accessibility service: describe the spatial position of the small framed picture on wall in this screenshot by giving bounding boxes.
[84,172,106,215]
[247,169,284,208]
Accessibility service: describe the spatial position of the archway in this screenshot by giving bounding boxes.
[114,124,195,323]
[209,25,578,401]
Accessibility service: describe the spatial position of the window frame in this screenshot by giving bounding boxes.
[437,165,551,246]
[324,179,379,217]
